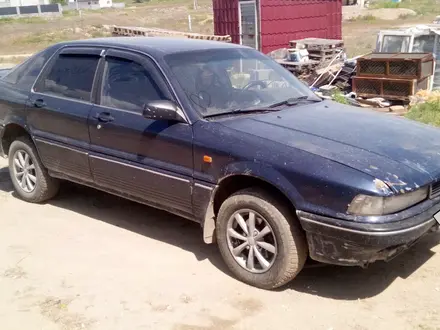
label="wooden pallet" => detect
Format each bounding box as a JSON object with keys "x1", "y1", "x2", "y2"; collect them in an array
[
  {"x1": 308, "y1": 48, "x2": 345, "y2": 56},
  {"x1": 308, "y1": 53, "x2": 339, "y2": 62},
  {"x1": 111, "y1": 26, "x2": 232, "y2": 42},
  {"x1": 289, "y1": 38, "x2": 344, "y2": 51}
]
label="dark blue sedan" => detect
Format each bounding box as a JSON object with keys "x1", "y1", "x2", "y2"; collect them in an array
[{"x1": 0, "y1": 37, "x2": 439, "y2": 289}]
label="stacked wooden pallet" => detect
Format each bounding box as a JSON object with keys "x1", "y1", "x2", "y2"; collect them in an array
[
  {"x1": 289, "y1": 38, "x2": 345, "y2": 64},
  {"x1": 111, "y1": 26, "x2": 232, "y2": 42}
]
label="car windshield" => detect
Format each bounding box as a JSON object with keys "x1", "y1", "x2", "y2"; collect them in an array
[{"x1": 165, "y1": 48, "x2": 318, "y2": 117}]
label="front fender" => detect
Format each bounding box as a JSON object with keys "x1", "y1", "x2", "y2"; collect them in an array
[
  {"x1": 220, "y1": 160, "x2": 304, "y2": 207},
  {"x1": 202, "y1": 161, "x2": 303, "y2": 244}
]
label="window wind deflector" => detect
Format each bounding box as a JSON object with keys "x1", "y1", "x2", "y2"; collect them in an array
[{"x1": 59, "y1": 47, "x2": 104, "y2": 56}]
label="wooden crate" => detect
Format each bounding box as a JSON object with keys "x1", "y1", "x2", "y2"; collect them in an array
[
  {"x1": 357, "y1": 53, "x2": 434, "y2": 80},
  {"x1": 352, "y1": 76, "x2": 429, "y2": 101}
]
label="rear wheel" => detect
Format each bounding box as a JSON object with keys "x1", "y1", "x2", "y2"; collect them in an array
[
  {"x1": 8, "y1": 136, "x2": 59, "y2": 203},
  {"x1": 216, "y1": 188, "x2": 307, "y2": 289}
]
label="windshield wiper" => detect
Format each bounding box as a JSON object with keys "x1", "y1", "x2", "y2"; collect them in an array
[
  {"x1": 203, "y1": 107, "x2": 279, "y2": 119},
  {"x1": 203, "y1": 96, "x2": 321, "y2": 119},
  {"x1": 267, "y1": 96, "x2": 321, "y2": 109}
]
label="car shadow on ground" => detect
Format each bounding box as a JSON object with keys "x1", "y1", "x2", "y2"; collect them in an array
[{"x1": 0, "y1": 165, "x2": 439, "y2": 300}]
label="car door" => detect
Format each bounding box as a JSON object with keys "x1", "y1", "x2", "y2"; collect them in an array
[
  {"x1": 88, "y1": 49, "x2": 194, "y2": 218},
  {"x1": 29, "y1": 47, "x2": 103, "y2": 183}
]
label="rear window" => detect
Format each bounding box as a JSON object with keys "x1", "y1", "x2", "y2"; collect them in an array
[
  {"x1": 35, "y1": 54, "x2": 100, "y2": 102},
  {"x1": 3, "y1": 46, "x2": 57, "y2": 90}
]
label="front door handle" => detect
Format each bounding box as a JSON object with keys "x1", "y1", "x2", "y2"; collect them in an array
[
  {"x1": 33, "y1": 99, "x2": 46, "y2": 108},
  {"x1": 94, "y1": 112, "x2": 114, "y2": 123}
]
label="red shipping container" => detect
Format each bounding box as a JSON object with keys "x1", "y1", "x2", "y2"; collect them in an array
[{"x1": 213, "y1": 0, "x2": 342, "y2": 54}]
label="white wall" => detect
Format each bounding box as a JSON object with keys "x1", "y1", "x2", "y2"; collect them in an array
[
  {"x1": 68, "y1": 0, "x2": 112, "y2": 8},
  {"x1": 99, "y1": 0, "x2": 112, "y2": 8},
  {"x1": 7, "y1": 0, "x2": 49, "y2": 6}
]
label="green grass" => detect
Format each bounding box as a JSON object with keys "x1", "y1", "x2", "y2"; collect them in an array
[
  {"x1": 371, "y1": 0, "x2": 400, "y2": 9},
  {"x1": 371, "y1": 0, "x2": 440, "y2": 15},
  {"x1": 348, "y1": 14, "x2": 377, "y2": 22},
  {"x1": 62, "y1": 10, "x2": 79, "y2": 17},
  {"x1": 333, "y1": 91, "x2": 349, "y2": 105},
  {"x1": 13, "y1": 31, "x2": 70, "y2": 46},
  {"x1": 0, "y1": 17, "x2": 14, "y2": 24},
  {"x1": 0, "y1": 17, "x2": 47, "y2": 24},
  {"x1": 405, "y1": 99, "x2": 440, "y2": 127}
]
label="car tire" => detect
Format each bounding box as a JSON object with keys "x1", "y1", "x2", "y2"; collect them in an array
[
  {"x1": 8, "y1": 136, "x2": 59, "y2": 203},
  {"x1": 216, "y1": 188, "x2": 307, "y2": 289}
]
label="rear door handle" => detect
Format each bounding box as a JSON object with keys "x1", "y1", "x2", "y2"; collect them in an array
[
  {"x1": 94, "y1": 112, "x2": 114, "y2": 123},
  {"x1": 33, "y1": 99, "x2": 46, "y2": 108}
]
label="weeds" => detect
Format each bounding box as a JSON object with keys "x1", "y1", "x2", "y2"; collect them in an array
[
  {"x1": 371, "y1": 0, "x2": 400, "y2": 9},
  {"x1": 0, "y1": 17, "x2": 47, "y2": 24},
  {"x1": 348, "y1": 14, "x2": 376, "y2": 22},
  {"x1": 13, "y1": 31, "x2": 70, "y2": 46},
  {"x1": 406, "y1": 99, "x2": 440, "y2": 127},
  {"x1": 333, "y1": 91, "x2": 349, "y2": 105},
  {"x1": 0, "y1": 17, "x2": 14, "y2": 24}
]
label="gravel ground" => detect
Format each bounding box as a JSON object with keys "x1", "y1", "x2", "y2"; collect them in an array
[{"x1": 0, "y1": 156, "x2": 440, "y2": 330}]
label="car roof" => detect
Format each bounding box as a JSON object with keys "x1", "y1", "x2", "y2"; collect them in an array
[{"x1": 58, "y1": 37, "x2": 247, "y2": 57}]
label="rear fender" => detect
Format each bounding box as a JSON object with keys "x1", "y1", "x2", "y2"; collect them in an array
[{"x1": 0, "y1": 117, "x2": 33, "y2": 157}]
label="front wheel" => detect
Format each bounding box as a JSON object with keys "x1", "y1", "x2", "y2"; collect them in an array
[{"x1": 216, "y1": 188, "x2": 307, "y2": 289}]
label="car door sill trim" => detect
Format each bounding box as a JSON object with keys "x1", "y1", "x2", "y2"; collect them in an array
[
  {"x1": 90, "y1": 154, "x2": 190, "y2": 183},
  {"x1": 35, "y1": 138, "x2": 88, "y2": 155},
  {"x1": 195, "y1": 183, "x2": 214, "y2": 190}
]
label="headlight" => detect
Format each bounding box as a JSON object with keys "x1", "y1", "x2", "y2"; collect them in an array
[{"x1": 348, "y1": 186, "x2": 429, "y2": 216}]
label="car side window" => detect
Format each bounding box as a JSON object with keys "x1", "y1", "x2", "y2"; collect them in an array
[
  {"x1": 35, "y1": 54, "x2": 100, "y2": 102},
  {"x1": 3, "y1": 47, "x2": 57, "y2": 90},
  {"x1": 101, "y1": 57, "x2": 166, "y2": 112}
]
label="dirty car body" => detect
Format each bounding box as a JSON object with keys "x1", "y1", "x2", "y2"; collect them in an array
[{"x1": 0, "y1": 38, "x2": 439, "y2": 288}]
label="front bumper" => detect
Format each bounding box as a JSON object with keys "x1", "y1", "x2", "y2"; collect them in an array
[{"x1": 297, "y1": 206, "x2": 440, "y2": 267}]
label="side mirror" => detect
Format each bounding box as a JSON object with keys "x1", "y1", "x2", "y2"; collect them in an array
[{"x1": 143, "y1": 100, "x2": 186, "y2": 122}]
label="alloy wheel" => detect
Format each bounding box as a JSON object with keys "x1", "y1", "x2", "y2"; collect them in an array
[
  {"x1": 226, "y1": 209, "x2": 278, "y2": 273},
  {"x1": 13, "y1": 150, "x2": 37, "y2": 193}
]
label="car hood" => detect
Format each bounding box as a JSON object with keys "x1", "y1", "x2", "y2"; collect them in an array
[
  {"x1": 0, "y1": 68, "x2": 12, "y2": 79},
  {"x1": 220, "y1": 100, "x2": 440, "y2": 193}
]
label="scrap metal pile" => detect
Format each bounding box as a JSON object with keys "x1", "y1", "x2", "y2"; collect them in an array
[
  {"x1": 268, "y1": 38, "x2": 350, "y2": 85},
  {"x1": 268, "y1": 36, "x2": 436, "y2": 112}
]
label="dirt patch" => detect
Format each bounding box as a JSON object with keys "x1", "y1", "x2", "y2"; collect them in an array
[
  {"x1": 343, "y1": 7, "x2": 417, "y2": 21},
  {"x1": 37, "y1": 297, "x2": 95, "y2": 330}
]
